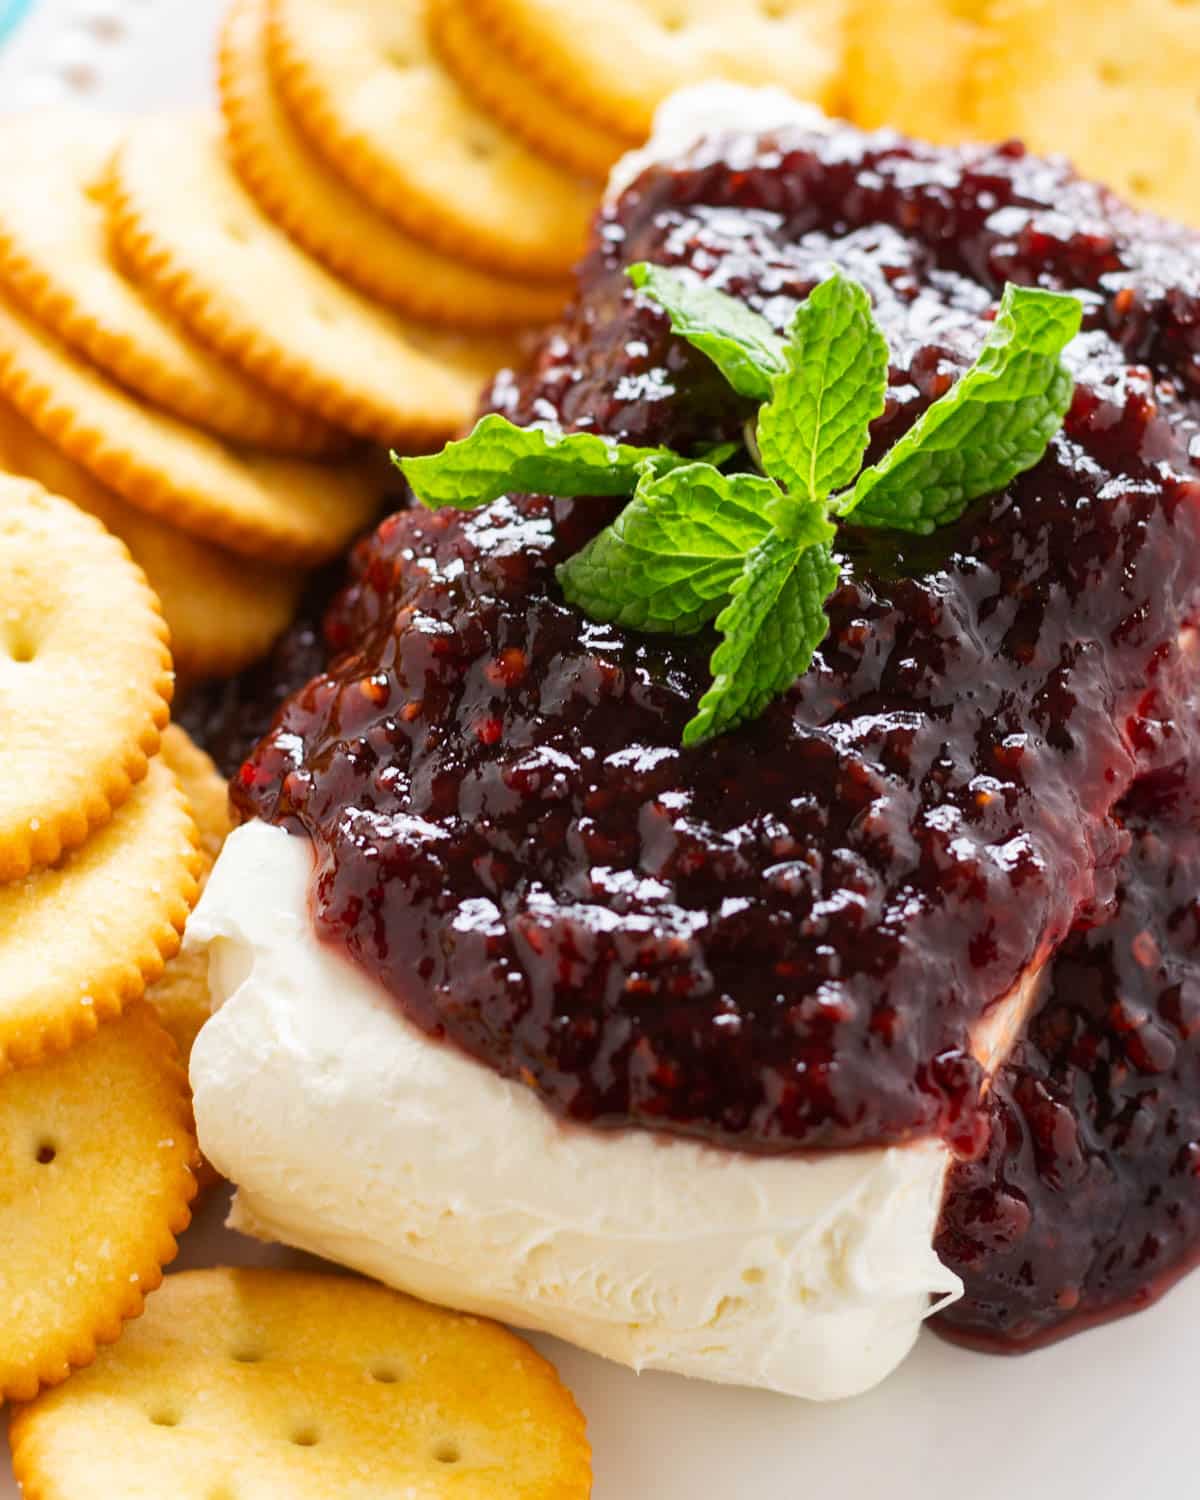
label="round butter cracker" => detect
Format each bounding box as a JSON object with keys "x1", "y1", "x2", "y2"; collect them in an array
[
  {"x1": 0, "y1": 755, "x2": 200, "y2": 1070},
  {"x1": 0, "y1": 398, "x2": 303, "y2": 679},
  {"x1": 11, "y1": 1268, "x2": 592, "y2": 1498},
  {"x1": 428, "y1": 0, "x2": 625, "y2": 179},
  {"x1": 0, "y1": 1003, "x2": 197, "y2": 1402},
  {"x1": 265, "y1": 0, "x2": 597, "y2": 279},
  {"x1": 110, "y1": 115, "x2": 515, "y2": 446},
  {"x1": 0, "y1": 478, "x2": 172, "y2": 883},
  {"x1": 0, "y1": 112, "x2": 345, "y2": 459},
  {"x1": 459, "y1": 0, "x2": 847, "y2": 139},
  {"x1": 0, "y1": 289, "x2": 381, "y2": 564},
  {"x1": 221, "y1": 0, "x2": 572, "y2": 329},
  {"x1": 971, "y1": 0, "x2": 1200, "y2": 224}
]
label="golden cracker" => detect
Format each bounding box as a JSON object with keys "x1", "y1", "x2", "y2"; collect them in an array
[
  {"x1": 149, "y1": 727, "x2": 232, "y2": 1192},
  {"x1": 110, "y1": 115, "x2": 516, "y2": 446},
  {"x1": 221, "y1": 0, "x2": 573, "y2": 330},
  {"x1": 12, "y1": 1268, "x2": 592, "y2": 1498},
  {"x1": 972, "y1": 0, "x2": 1200, "y2": 224},
  {"x1": 0, "y1": 112, "x2": 345, "y2": 459},
  {"x1": 157, "y1": 726, "x2": 233, "y2": 878},
  {"x1": 0, "y1": 289, "x2": 381, "y2": 565},
  {"x1": 0, "y1": 478, "x2": 172, "y2": 883},
  {"x1": 0, "y1": 755, "x2": 200, "y2": 1071},
  {"x1": 429, "y1": 0, "x2": 624, "y2": 180},
  {"x1": 0, "y1": 1004, "x2": 196, "y2": 1403},
  {"x1": 460, "y1": 0, "x2": 847, "y2": 139},
  {"x1": 265, "y1": 0, "x2": 596, "y2": 279},
  {"x1": 844, "y1": 0, "x2": 983, "y2": 142},
  {"x1": 0, "y1": 398, "x2": 304, "y2": 678}
]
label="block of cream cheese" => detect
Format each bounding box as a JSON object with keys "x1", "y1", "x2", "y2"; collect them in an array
[{"x1": 189, "y1": 821, "x2": 961, "y2": 1401}]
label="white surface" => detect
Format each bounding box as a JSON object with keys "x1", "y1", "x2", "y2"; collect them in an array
[
  {"x1": 189, "y1": 823, "x2": 960, "y2": 1402},
  {"x1": 0, "y1": 4, "x2": 1196, "y2": 1495}
]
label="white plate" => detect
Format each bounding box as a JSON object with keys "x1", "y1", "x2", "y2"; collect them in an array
[{"x1": 0, "y1": 6, "x2": 1194, "y2": 1495}]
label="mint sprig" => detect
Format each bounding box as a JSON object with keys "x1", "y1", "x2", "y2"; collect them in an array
[
  {"x1": 398, "y1": 268, "x2": 1082, "y2": 745},
  {"x1": 398, "y1": 413, "x2": 680, "y2": 510},
  {"x1": 628, "y1": 263, "x2": 786, "y2": 400},
  {"x1": 841, "y1": 283, "x2": 1082, "y2": 532}
]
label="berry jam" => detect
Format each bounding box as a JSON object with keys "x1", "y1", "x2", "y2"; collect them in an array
[{"x1": 226, "y1": 122, "x2": 1200, "y2": 1342}]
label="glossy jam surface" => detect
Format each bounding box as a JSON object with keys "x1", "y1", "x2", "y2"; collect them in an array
[
  {"x1": 232, "y1": 126, "x2": 1200, "y2": 1185},
  {"x1": 936, "y1": 662, "x2": 1200, "y2": 1345}
]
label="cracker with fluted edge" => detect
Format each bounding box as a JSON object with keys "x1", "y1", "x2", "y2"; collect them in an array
[
  {"x1": 0, "y1": 478, "x2": 172, "y2": 883},
  {"x1": 0, "y1": 398, "x2": 303, "y2": 678},
  {"x1": 0, "y1": 112, "x2": 344, "y2": 458},
  {"x1": 110, "y1": 115, "x2": 516, "y2": 447},
  {"x1": 458, "y1": 0, "x2": 846, "y2": 139},
  {"x1": 147, "y1": 727, "x2": 233, "y2": 1192},
  {"x1": 265, "y1": 0, "x2": 596, "y2": 279},
  {"x1": 0, "y1": 289, "x2": 380, "y2": 564},
  {"x1": 220, "y1": 0, "x2": 572, "y2": 329},
  {"x1": 428, "y1": 0, "x2": 623, "y2": 180},
  {"x1": 0, "y1": 756, "x2": 200, "y2": 1071},
  {"x1": 0, "y1": 1003, "x2": 197, "y2": 1403},
  {"x1": 11, "y1": 1268, "x2": 592, "y2": 1499}
]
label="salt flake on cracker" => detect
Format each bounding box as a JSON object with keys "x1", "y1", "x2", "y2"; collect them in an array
[
  {"x1": 0, "y1": 112, "x2": 346, "y2": 459},
  {"x1": 0, "y1": 479, "x2": 172, "y2": 883},
  {"x1": 0, "y1": 1003, "x2": 196, "y2": 1402},
  {"x1": 220, "y1": 0, "x2": 572, "y2": 330},
  {"x1": 12, "y1": 1268, "x2": 591, "y2": 1498},
  {"x1": 266, "y1": 0, "x2": 596, "y2": 279},
  {"x1": 0, "y1": 756, "x2": 200, "y2": 1071}
]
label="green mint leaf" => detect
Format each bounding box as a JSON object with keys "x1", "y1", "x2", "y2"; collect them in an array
[
  {"x1": 398, "y1": 413, "x2": 679, "y2": 510},
  {"x1": 557, "y1": 463, "x2": 777, "y2": 635},
  {"x1": 628, "y1": 262, "x2": 786, "y2": 401},
  {"x1": 842, "y1": 283, "x2": 1083, "y2": 534},
  {"x1": 756, "y1": 271, "x2": 889, "y2": 506},
  {"x1": 683, "y1": 524, "x2": 839, "y2": 747}
]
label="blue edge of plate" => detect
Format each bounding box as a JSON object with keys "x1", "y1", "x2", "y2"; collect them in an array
[{"x1": 0, "y1": 0, "x2": 34, "y2": 47}]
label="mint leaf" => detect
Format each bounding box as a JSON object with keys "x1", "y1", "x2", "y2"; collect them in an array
[
  {"x1": 398, "y1": 414, "x2": 678, "y2": 510},
  {"x1": 558, "y1": 463, "x2": 777, "y2": 635},
  {"x1": 683, "y1": 525, "x2": 838, "y2": 746},
  {"x1": 842, "y1": 284, "x2": 1083, "y2": 534},
  {"x1": 757, "y1": 271, "x2": 889, "y2": 505},
  {"x1": 628, "y1": 263, "x2": 786, "y2": 401}
]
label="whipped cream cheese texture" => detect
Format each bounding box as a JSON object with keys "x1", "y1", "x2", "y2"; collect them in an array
[{"x1": 189, "y1": 822, "x2": 961, "y2": 1401}]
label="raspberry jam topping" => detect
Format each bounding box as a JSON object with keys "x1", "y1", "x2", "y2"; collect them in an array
[{"x1": 223, "y1": 123, "x2": 1200, "y2": 1342}]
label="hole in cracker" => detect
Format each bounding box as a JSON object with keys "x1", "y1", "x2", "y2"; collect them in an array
[
  {"x1": 231, "y1": 1346, "x2": 263, "y2": 1364},
  {"x1": 290, "y1": 1426, "x2": 320, "y2": 1448},
  {"x1": 760, "y1": 0, "x2": 788, "y2": 15},
  {"x1": 310, "y1": 301, "x2": 337, "y2": 325},
  {"x1": 369, "y1": 1363, "x2": 402, "y2": 1384},
  {"x1": 385, "y1": 46, "x2": 413, "y2": 68},
  {"x1": 658, "y1": 8, "x2": 688, "y2": 31},
  {"x1": 35, "y1": 1141, "x2": 57, "y2": 1165},
  {"x1": 1097, "y1": 60, "x2": 1125, "y2": 86},
  {"x1": 149, "y1": 1408, "x2": 181, "y2": 1428},
  {"x1": 1128, "y1": 172, "x2": 1155, "y2": 198},
  {"x1": 433, "y1": 1440, "x2": 461, "y2": 1465},
  {"x1": 3, "y1": 622, "x2": 38, "y2": 663},
  {"x1": 465, "y1": 137, "x2": 494, "y2": 161},
  {"x1": 224, "y1": 219, "x2": 253, "y2": 245}
]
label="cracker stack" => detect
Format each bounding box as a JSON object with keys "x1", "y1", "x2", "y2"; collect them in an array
[{"x1": 0, "y1": 479, "x2": 202, "y2": 1399}]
